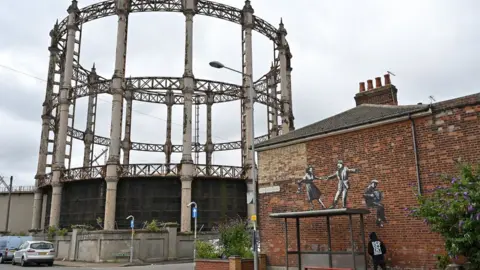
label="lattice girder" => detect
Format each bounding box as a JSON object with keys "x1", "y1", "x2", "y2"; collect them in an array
[
  {"x1": 67, "y1": 126, "x2": 269, "y2": 153},
  {"x1": 71, "y1": 76, "x2": 281, "y2": 109},
  {"x1": 37, "y1": 163, "x2": 245, "y2": 187}
]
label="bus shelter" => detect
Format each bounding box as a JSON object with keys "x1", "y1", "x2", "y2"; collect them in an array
[{"x1": 269, "y1": 208, "x2": 370, "y2": 270}]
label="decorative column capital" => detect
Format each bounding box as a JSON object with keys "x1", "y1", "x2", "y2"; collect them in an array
[
  {"x1": 115, "y1": 0, "x2": 131, "y2": 15},
  {"x1": 67, "y1": 0, "x2": 80, "y2": 15},
  {"x1": 182, "y1": 0, "x2": 198, "y2": 15},
  {"x1": 277, "y1": 18, "x2": 287, "y2": 36}
]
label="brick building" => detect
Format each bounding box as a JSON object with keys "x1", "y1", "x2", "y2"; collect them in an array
[{"x1": 255, "y1": 74, "x2": 480, "y2": 269}]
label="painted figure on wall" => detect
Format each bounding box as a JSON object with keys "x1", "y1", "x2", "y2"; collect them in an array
[
  {"x1": 324, "y1": 160, "x2": 360, "y2": 209},
  {"x1": 297, "y1": 165, "x2": 326, "y2": 210},
  {"x1": 364, "y1": 179, "x2": 387, "y2": 227}
]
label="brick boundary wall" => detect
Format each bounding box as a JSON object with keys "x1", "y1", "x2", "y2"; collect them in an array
[{"x1": 195, "y1": 255, "x2": 267, "y2": 270}]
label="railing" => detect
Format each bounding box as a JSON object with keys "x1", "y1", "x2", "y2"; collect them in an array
[
  {"x1": 0, "y1": 186, "x2": 36, "y2": 193},
  {"x1": 37, "y1": 163, "x2": 246, "y2": 187}
]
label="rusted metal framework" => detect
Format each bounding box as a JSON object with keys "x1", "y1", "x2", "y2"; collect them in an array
[{"x1": 31, "y1": 0, "x2": 294, "y2": 232}]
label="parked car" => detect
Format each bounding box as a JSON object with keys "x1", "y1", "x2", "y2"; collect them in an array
[
  {"x1": 0, "y1": 236, "x2": 32, "y2": 264},
  {"x1": 11, "y1": 241, "x2": 55, "y2": 266}
]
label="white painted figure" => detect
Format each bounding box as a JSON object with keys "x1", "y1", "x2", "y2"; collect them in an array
[{"x1": 323, "y1": 160, "x2": 360, "y2": 208}]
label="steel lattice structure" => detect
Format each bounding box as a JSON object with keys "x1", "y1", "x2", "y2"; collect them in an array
[{"x1": 31, "y1": 0, "x2": 294, "y2": 232}]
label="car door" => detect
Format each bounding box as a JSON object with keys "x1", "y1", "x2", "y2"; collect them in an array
[{"x1": 14, "y1": 242, "x2": 26, "y2": 262}]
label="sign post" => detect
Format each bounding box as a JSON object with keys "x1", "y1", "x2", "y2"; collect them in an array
[
  {"x1": 188, "y1": 202, "x2": 198, "y2": 268},
  {"x1": 126, "y1": 215, "x2": 134, "y2": 263}
]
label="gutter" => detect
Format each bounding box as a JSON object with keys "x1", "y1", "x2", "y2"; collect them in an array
[
  {"x1": 409, "y1": 113, "x2": 423, "y2": 196},
  {"x1": 255, "y1": 108, "x2": 433, "y2": 152}
]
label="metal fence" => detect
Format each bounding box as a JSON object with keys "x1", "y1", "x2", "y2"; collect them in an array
[{"x1": 0, "y1": 186, "x2": 36, "y2": 193}]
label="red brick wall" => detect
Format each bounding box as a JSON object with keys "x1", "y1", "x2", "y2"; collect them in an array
[
  {"x1": 258, "y1": 102, "x2": 480, "y2": 269},
  {"x1": 242, "y1": 259, "x2": 254, "y2": 270},
  {"x1": 195, "y1": 260, "x2": 229, "y2": 270},
  {"x1": 195, "y1": 259, "x2": 258, "y2": 270}
]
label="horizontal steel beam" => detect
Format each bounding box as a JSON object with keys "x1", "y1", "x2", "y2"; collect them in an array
[
  {"x1": 72, "y1": 76, "x2": 282, "y2": 110},
  {"x1": 65, "y1": 126, "x2": 269, "y2": 152},
  {"x1": 38, "y1": 163, "x2": 246, "y2": 187}
]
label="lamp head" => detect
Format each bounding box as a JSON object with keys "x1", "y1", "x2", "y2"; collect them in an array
[
  {"x1": 126, "y1": 215, "x2": 133, "y2": 220},
  {"x1": 209, "y1": 61, "x2": 224, "y2": 69}
]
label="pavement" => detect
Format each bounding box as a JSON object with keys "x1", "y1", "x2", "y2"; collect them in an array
[{"x1": 0, "y1": 261, "x2": 194, "y2": 270}]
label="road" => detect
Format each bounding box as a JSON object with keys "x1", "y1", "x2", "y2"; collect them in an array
[{"x1": 0, "y1": 262, "x2": 194, "y2": 270}]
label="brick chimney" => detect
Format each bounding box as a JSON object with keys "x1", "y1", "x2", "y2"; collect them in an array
[{"x1": 354, "y1": 73, "x2": 398, "y2": 106}]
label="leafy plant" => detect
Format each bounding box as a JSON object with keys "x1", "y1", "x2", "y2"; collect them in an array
[
  {"x1": 215, "y1": 217, "x2": 253, "y2": 258},
  {"x1": 57, "y1": 228, "x2": 68, "y2": 236},
  {"x1": 47, "y1": 226, "x2": 57, "y2": 241},
  {"x1": 146, "y1": 220, "x2": 160, "y2": 232},
  {"x1": 96, "y1": 217, "x2": 103, "y2": 229},
  {"x1": 17, "y1": 231, "x2": 26, "y2": 236},
  {"x1": 436, "y1": 254, "x2": 451, "y2": 270},
  {"x1": 196, "y1": 240, "x2": 220, "y2": 259},
  {"x1": 407, "y1": 163, "x2": 480, "y2": 268}
]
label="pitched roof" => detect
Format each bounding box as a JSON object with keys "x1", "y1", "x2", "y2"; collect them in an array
[
  {"x1": 255, "y1": 103, "x2": 430, "y2": 149},
  {"x1": 256, "y1": 92, "x2": 480, "y2": 150}
]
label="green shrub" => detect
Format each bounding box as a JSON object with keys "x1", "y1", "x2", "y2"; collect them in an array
[
  {"x1": 146, "y1": 220, "x2": 160, "y2": 232},
  {"x1": 407, "y1": 163, "x2": 480, "y2": 268},
  {"x1": 196, "y1": 240, "x2": 220, "y2": 259},
  {"x1": 216, "y1": 217, "x2": 253, "y2": 258},
  {"x1": 57, "y1": 228, "x2": 68, "y2": 236},
  {"x1": 47, "y1": 226, "x2": 57, "y2": 241},
  {"x1": 436, "y1": 254, "x2": 451, "y2": 270}
]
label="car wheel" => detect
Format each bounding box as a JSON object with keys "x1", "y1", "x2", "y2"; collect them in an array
[
  {"x1": 11, "y1": 259, "x2": 16, "y2": 265},
  {"x1": 47, "y1": 262, "x2": 53, "y2": 267},
  {"x1": 0, "y1": 255, "x2": 4, "y2": 264},
  {"x1": 20, "y1": 257, "x2": 26, "y2": 267}
]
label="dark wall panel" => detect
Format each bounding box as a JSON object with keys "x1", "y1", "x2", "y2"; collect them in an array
[
  {"x1": 192, "y1": 178, "x2": 247, "y2": 230},
  {"x1": 115, "y1": 177, "x2": 181, "y2": 229},
  {"x1": 44, "y1": 177, "x2": 247, "y2": 231},
  {"x1": 59, "y1": 180, "x2": 106, "y2": 228},
  {"x1": 43, "y1": 187, "x2": 52, "y2": 229}
]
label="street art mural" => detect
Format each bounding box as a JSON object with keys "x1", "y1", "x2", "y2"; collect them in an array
[
  {"x1": 324, "y1": 160, "x2": 360, "y2": 208},
  {"x1": 297, "y1": 165, "x2": 327, "y2": 209},
  {"x1": 295, "y1": 162, "x2": 387, "y2": 226},
  {"x1": 363, "y1": 179, "x2": 387, "y2": 227}
]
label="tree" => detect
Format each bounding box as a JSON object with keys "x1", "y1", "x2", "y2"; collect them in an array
[{"x1": 407, "y1": 163, "x2": 480, "y2": 268}]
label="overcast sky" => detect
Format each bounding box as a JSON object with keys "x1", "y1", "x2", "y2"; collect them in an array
[{"x1": 0, "y1": 0, "x2": 478, "y2": 186}]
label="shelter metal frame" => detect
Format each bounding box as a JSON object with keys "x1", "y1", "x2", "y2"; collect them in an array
[{"x1": 270, "y1": 208, "x2": 370, "y2": 270}]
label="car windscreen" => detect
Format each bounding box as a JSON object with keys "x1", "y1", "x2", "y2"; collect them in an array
[
  {"x1": 0, "y1": 241, "x2": 5, "y2": 249},
  {"x1": 30, "y1": 242, "x2": 54, "y2": 250}
]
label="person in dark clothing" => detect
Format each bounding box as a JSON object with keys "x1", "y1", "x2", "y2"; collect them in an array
[{"x1": 368, "y1": 232, "x2": 387, "y2": 270}]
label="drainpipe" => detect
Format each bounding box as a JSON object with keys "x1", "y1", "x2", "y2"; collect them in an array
[{"x1": 409, "y1": 114, "x2": 422, "y2": 195}]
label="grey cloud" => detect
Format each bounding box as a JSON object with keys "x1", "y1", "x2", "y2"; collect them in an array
[{"x1": 0, "y1": 81, "x2": 44, "y2": 123}]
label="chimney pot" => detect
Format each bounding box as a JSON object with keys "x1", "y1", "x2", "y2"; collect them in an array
[
  {"x1": 384, "y1": 74, "x2": 391, "y2": 85},
  {"x1": 375, "y1": 77, "x2": 382, "y2": 88},
  {"x1": 359, "y1": 82, "x2": 366, "y2": 92},
  {"x1": 367, "y1": 80, "x2": 373, "y2": 90}
]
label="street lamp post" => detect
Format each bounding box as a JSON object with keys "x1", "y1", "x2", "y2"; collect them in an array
[
  {"x1": 126, "y1": 215, "x2": 134, "y2": 263},
  {"x1": 187, "y1": 202, "x2": 198, "y2": 268},
  {"x1": 209, "y1": 61, "x2": 259, "y2": 270}
]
